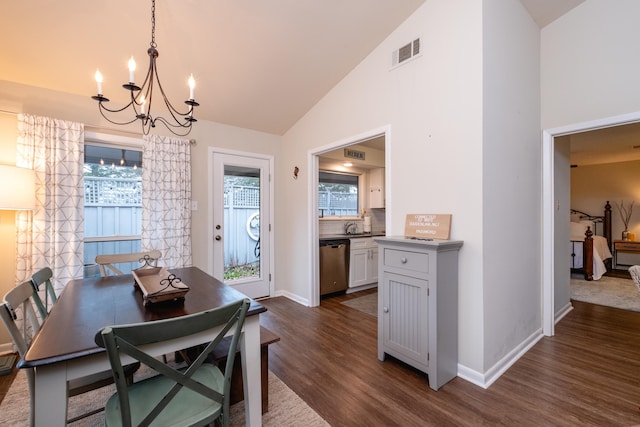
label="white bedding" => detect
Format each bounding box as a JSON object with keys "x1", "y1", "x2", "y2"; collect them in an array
[{"x1": 570, "y1": 221, "x2": 612, "y2": 280}]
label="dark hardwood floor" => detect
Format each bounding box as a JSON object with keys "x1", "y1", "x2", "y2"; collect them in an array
[
  {"x1": 259, "y1": 289, "x2": 640, "y2": 427},
  {"x1": 3, "y1": 287, "x2": 640, "y2": 426}
]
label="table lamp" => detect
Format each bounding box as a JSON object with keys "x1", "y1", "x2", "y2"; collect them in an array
[{"x1": 0, "y1": 165, "x2": 35, "y2": 210}]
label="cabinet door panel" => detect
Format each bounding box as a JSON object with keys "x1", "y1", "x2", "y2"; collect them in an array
[
  {"x1": 349, "y1": 249, "x2": 368, "y2": 287},
  {"x1": 381, "y1": 272, "x2": 428, "y2": 366},
  {"x1": 369, "y1": 248, "x2": 379, "y2": 282}
]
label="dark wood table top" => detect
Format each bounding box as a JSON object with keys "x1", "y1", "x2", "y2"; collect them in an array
[{"x1": 21, "y1": 266, "x2": 266, "y2": 368}]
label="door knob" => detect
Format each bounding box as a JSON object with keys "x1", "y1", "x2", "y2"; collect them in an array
[
  {"x1": 215, "y1": 235, "x2": 222, "y2": 241},
  {"x1": 383, "y1": 307, "x2": 389, "y2": 313}
]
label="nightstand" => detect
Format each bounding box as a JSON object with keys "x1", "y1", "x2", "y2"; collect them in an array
[{"x1": 613, "y1": 240, "x2": 640, "y2": 269}]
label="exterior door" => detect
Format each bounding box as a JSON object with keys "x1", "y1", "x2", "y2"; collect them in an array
[{"x1": 211, "y1": 151, "x2": 271, "y2": 298}]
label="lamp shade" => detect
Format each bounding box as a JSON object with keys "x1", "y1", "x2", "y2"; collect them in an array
[{"x1": 0, "y1": 165, "x2": 36, "y2": 210}]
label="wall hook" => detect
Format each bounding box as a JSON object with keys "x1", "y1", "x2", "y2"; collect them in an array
[{"x1": 293, "y1": 166, "x2": 299, "y2": 180}]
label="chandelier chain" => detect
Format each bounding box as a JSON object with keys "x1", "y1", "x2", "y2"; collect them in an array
[{"x1": 150, "y1": 0, "x2": 157, "y2": 48}]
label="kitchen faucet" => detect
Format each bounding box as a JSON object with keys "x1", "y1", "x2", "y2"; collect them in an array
[{"x1": 344, "y1": 222, "x2": 357, "y2": 235}]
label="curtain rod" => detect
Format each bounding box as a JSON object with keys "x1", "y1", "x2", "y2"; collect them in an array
[{"x1": 0, "y1": 111, "x2": 196, "y2": 144}]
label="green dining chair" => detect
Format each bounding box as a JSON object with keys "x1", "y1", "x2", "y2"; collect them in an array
[
  {"x1": 1, "y1": 281, "x2": 139, "y2": 425},
  {"x1": 95, "y1": 298, "x2": 250, "y2": 427},
  {"x1": 30, "y1": 267, "x2": 57, "y2": 320}
]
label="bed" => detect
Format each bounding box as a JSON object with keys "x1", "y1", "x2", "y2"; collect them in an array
[{"x1": 570, "y1": 202, "x2": 613, "y2": 281}]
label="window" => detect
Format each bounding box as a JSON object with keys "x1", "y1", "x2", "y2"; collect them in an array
[
  {"x1": 318, "y1": 171, "x2": 359, "y2": 217},
  {"x1": 84, "y1": 143, "x2": 143, "y2": 276}
]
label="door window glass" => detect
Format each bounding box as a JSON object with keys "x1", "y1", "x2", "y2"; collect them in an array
[{"x1": 224, "y1": 165, "x2": 261, "y2": 281}]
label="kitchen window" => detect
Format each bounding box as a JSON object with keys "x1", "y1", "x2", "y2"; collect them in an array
[{"x1": 318, "y1": 171, "x2": 359, "y2": 218}]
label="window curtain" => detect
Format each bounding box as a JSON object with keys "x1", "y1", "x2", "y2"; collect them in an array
[
  {"x1": 141, "y1": 134, "x2": 192, "y2": 268},
  {"x1": 16, "y1": 114, "x2": 85, "y2": 293}
]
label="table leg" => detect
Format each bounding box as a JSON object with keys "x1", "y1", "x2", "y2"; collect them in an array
[
  {"x1": 33, "y1": 363, "x2": 68, "y2": 427},
  {"x1": 240, "y1": 315, "x2": 262, "y2": 426}
]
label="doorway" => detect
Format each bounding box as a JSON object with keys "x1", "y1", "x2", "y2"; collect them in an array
[
  {"x1": 309, "y1": 126, "x2": 391, "y2": 307},
  {"x1": 209, "y1": 149, "x2": 274, "y2": 299},
  {"x1": 542, "y1": 111, "x2": 640, "y2": 336}
]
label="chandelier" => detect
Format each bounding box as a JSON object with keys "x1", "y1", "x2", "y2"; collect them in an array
[{"x1": 92, "y1": 0, "x2": 199, "y2": 136}]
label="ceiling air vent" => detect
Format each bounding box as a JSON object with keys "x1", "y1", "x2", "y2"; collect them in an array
[{"x1": 391, "y1": 37, "x2": 421, "y2": 69}]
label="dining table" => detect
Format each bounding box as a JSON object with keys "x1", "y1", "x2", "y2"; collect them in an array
[{"x1": 19, "y1": 266, "x2": 266, "y2": 427}]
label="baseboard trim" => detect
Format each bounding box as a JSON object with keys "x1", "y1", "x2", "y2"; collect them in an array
[
  {"x1": 457, "y1": 328, "x2": 544, "y2": 389},
  {"x1": 273, "y1": 290, "x2": 312, "y2": 307},
  {"x1": 0, "y1": 343, "x2": 15, "y2": 355},
  {"x1": 555, "y1": 302, "x2": 573, "y2": 324}
]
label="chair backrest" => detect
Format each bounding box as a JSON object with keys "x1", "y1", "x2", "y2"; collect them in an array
[
  {"x1": 95, "y1": 250, "x2": 162, "y2": 277},
  {"x1": 1, "y1": 281, "x2": 43, "y2": 427},
  {"x1": 1, "y1": 281, "x2": 43, "y2": 358},
  {"x1": 30, "y1": 267, "x2": 57, "y2": 320},
  {"x1": 95, "y1": 298, "x2": 250, "y2": 427},
  {"x1": 630, "y1": 265, "x2": 640, "y2": 291}
]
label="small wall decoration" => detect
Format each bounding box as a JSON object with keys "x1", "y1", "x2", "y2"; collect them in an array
[{"x1": 404, "y1": 214, "x2": 452, "y2": 240}]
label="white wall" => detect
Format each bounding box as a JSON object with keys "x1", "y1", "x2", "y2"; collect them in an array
[
  {"x1": 277, "y1": 0, "x2": 541, "y2": 379},
  {"x1": 554, "y1": 136, "x2": 572, "y2": 315},
  {"x1": 541, "y1": 0, "x2": 640, "y2": 129},
  {"x1": 542, "y1": 1, "x2": 640, "y2": 329},
  {"x1": 481, "y1": 0, "x2": 541, "y2": 372},
  {"x1": 571, "y1": 160, "x2": 640, "y2": 240}
]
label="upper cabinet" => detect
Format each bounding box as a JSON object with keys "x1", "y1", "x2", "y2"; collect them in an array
[{"x1": 368, "y1": 167, "x2": 385, "y2": 209}]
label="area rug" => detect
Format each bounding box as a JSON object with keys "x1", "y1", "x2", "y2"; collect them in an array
[
  {"x1": 341, "y1": 292, "x2": 377, "y2": 316},
  {"x1": 0, "y1": 368, "x2": 328, "y2": 427},
  {"x1": 571, "y1": 274, "x2": 640, "y2": 312}
]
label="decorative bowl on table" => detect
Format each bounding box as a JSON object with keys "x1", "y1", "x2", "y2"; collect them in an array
[{"x1": 132, "y1": 267, "x2": 190, "y2": 306}]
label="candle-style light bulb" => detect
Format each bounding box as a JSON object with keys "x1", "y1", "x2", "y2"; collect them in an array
[
  {"x1": 188, "y1": 74, "x2": 195, "y2": 100},
  {"x1": 140, "y1": 95, "x2": 146, "y2": 115},
  {"x1": 94, "y1": 70, "x2": 103, "y2": 95},
  {"x1": 128, "y1": 57, "x2": 136, "y2": 83}
]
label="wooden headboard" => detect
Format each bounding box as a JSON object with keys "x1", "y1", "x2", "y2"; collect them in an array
[{"x1": 570, "y1": 201, "x2": 612, "y2": 249}]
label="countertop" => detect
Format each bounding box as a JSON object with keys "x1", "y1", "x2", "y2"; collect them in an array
[
  {"x1": 319, "y1": 232, "x2": 386, "y2": 241},
  {"x1": 373, "y1": 235, "x2": 464, "y2": 249}
]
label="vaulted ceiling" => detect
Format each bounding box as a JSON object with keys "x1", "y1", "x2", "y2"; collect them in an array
[{"x1": 1, "y1": 0, "x2": 585, "y2": 137}]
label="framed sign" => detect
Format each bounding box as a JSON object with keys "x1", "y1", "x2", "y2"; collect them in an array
[{"x1": 404, "y1": 214, "x2": 452, "y2": 240}]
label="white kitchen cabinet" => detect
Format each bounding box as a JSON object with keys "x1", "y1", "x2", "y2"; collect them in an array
[
  {"x1": 349, "y1": 237, "x2": 378, "y2": 288},
  {"x1": 375, "y1": 236, "x2": 463, "y2": 391},
  {"x1": 368, "y1": 167, "x2": 385, "y2": 209}
]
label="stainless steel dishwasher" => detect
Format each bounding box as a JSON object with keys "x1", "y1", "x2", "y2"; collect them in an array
[{"x1": 319, "y1": 239, "x2": 350, "y2": 295}]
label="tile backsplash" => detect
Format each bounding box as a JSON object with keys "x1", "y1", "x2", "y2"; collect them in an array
[{"x1": 319, "y1": 209, "x2": 385, "y2": 235}]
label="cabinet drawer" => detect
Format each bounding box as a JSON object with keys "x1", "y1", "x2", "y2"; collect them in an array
[
  {"x1": 615, "y1": 242, "x2": 640, "y2": 252},
  {"x1": 384, "y1": 248, "x2": 428, "y2": 273},
  {"x1": 350, "y1": 237, "x2": 376, "y2": 250}
]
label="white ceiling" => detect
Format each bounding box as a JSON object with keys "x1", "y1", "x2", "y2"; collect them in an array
[
  {"x1": 520, "y1": 0, "x2": 585, "y2": 28},
  {"x1": 0, "y1": 0, "x2": 425, "y2": 135},
  {"x1": 0, "y1": 0, "x2": 586, "y2": 137},
  {"x1": 563, "y1": 122, "x2": 640, "y2": 166},
  {"x1": 5, "y1": 0, "x2": 630, "y2": 167}
]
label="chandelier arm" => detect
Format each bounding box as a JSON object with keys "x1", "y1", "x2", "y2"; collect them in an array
[
  {"x1": 98, "y1": 104, "x2": 140, "y2": 126},
  {"x1": 135, "y1": 64, "x2": 154, "y2": 101},
  {"x1": 98, "y1": 103, "x2": 137, "y2": 115},
  {"x1": 151, "y1": 116, "x2": 194, "y2": 137},
  {"x1": 153, "y1": 66, "x2": 195, "y2": 117}
]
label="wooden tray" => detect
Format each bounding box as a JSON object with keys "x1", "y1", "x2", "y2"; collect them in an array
[{"x1": 132, "y1": 267, "x2": 190, "y2": 306}]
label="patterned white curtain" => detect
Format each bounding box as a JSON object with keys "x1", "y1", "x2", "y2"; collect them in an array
[
  {"x1": 141, "y1": 134, "x2": 192, "y2": 268},
  {"x1": 16, "y1": 114, "x2": 85, "y2": 293}
]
